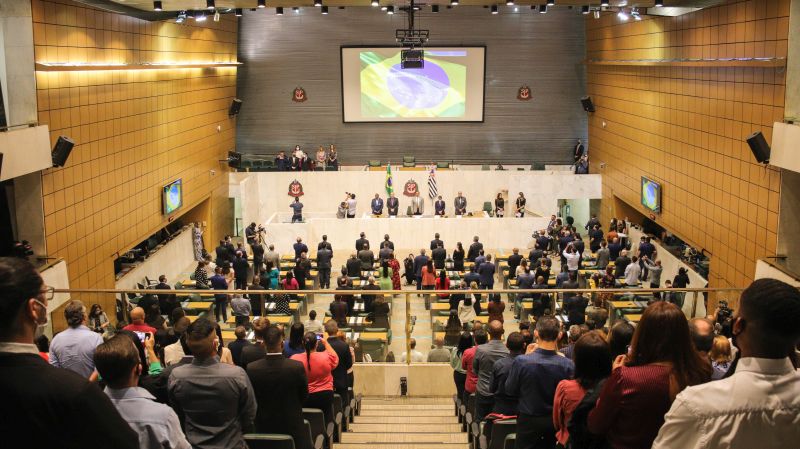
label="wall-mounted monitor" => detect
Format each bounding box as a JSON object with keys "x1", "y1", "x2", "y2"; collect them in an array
[
  {"x1": 162, "y1": 179, "x2": 182, "y2": 215},
  {"x1": 341, "y1": 46, "x2": 486, "y2": 122},
  {"x1": 641, "y1": 176, "x2": 661, "y2": 214}
]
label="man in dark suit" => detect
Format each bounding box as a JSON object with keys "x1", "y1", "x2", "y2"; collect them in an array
[
  {"x1": 378, "y1": 242, "x2": 393, "y2": 261},
  {"x1": 224, "y1": 236, "x2": 236, "y2": 262},
  {"x1": 464, "y1": 265, "x2": 481, "y2": 287},
  {"x1": 383, "y1": 234, "x2": 395, "y2": 250},
  {"x1": 430, "y1": 233, "x2": 444, "y2": 251},
  {"x1": 387, "y1": 193, "x2": 399, "y2": 217},
  {"x1": 293, "y1": 237, "x2": 308, "y2": 260},
  {"x1": 454, "y1": 191, "x2": 467, "y2": 215},
  {"x1": 413, "y1": 249, "x2": 430, "y2": 293},
  {"x1": 478, "y1": 254, "x2": 496, "y2": 289},
  {"x1": 467, "y1": 236, "x2": 483, "y2": 262},
  {"x1": 573, "y1": 139, "x2": 585, "y2": 163},
  {"x1": 324, "y1": 321, "x2": 353, "y2": 403},
  {"x1": 246, "y1": 326, "x2": 312, "y2": 449},
  {"x1": 346, "y1": 253, "x2": 362, "y2": 278},
  {"x1": 355, "y1": 232, "x2": 369, "y2": 252},
  {"x1": 0, "y1": 258, "x2": 140, "y2": 449},
  {"x1": 357, "y1": 244, "x2": 375, "y2": 271},
  {"x1": 317, "y1": 246, "x2": 333, "y2": 289},
  {"x1": 228, "y1": 326, "x2": 253, "y2": 368},
  {"x1": 614, "y1": 250, "x2": 631, "y2": 278},
  {"x1": 608, "y1": 237, "x2": 623, "y2": 261},
  {"x1": 233, "y1": 252, "x2": 249, "y2": 290},
  {"x1": 318, "y1": 235, "x2": 333, "y2": 252},
  {"x1": 432, "y1": 243, "x2": 447, "y2": 270},
  {"x1": 434, "y1": 195, "x2": 446, "y2": 216},
  {"x1": 294, "y1": 253, "x2": 312, "y2": 290},
  {"x1": 251, "y1": 242, "x2": 265, "y2": 278},
  {"x1": 247, "y1": 277, "x2": 264, "y2": 315},
  {"x1": 507, "y1": 248, "x2": 523, "y2": 280},
  {"x1": 155, "y1": 275, "x2": 179, "y2": 317},
  {"x1": 584, "y1": 214, "x2": 600, "y2": 231},
  {"x1": 371, "y1": 194, "x2": 384, "y2": 216},
  {"x1": 215, "y1": 240, "x2": 229, "y2": 266},
  {"x1": 329, "y1": 291, "x2": 349, "y2": 327}
]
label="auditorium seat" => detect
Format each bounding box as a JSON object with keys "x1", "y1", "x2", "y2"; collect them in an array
[
  {"x1": 302, "y1": 409, "x2": 327, "y2": 449},
  {"x1": 368, "y1": 160, "x2": 381, "y2": 167},
  {"x1": 482, "y1": 202, "x2": 493, "y2": 216},
  {"x1": 244, "y1": 434, "x2": 295, "y2": 449},
  {"x1": 332, "y1": 394, "x2": 345, "y2": 440},
  {"x1": 403, "y1": 155, "x2": 416, "y2": 167},
  {"x1": 483, "y1": 419, "x2": 516, "y2": 449},
  {"x1": 437, "y1": 161, "x2": 450, "y2": 169},
  {"x1": 360, "y1": 338, "x2": 386, "y2": 362},
  {"x1": 503, "y1": 433, "x2": 516, "y2": 449}
]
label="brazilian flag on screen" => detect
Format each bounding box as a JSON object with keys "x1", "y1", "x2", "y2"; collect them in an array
[{"x1": 386, "y1": 164, "x2": 394, "y2": 195}]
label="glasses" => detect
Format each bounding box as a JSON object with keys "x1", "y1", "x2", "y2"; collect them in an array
[{"x1": 40, "y1": 286, "x2": 55, "y2": 301}]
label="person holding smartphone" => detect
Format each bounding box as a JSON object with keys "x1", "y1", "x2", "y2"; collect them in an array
[{"x1": 290, "y1": 332, "x2": 340, "y2": 425}]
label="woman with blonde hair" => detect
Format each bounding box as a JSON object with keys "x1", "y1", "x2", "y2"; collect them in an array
[{"x1": 709, "y1": 334, "x2": 732, "y2": 380}]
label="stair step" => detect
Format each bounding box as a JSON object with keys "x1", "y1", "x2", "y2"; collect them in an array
[
  {"x1": 359, "y1": 409, "x2": 455, "y2": 417},
  {"x1": 361, "y1": 404, "x2": 453, "y2": 410},
  {"x1": 350, "y1": 423, "x2": 463, "y2": 433},
  {"x1": 353, "y1": 416, "x2": 459, "y2": 424},
  {"x1": 341, "y1": 433, "x2": 468, "y2": 444},
  {"x1": 361, "y1": 397, "x2": 453, "y2": 405},
  {"x1": 335, "y1": 444, "x2": 467, "y2": 449}
]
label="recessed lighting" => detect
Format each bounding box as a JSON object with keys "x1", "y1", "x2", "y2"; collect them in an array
[
  {"x1": 581, "y1": 5, "x2": 589, "y2": 14},
  {"x1": 276, "y1": 6, "x2": 283, "y2": 14},
  {"x1": 371, "y1": 0, "x2": 379, "y2": 6},
  {"x1": 506, "y1": 0, "x2": 514, "y2": 5},
  {"x1": 206, "y1": 0, "x2": 215, "y2": 10},
  {"x1": 655, "y1": 0, "x2": 664, "y2": 6},
  {"x1": 153, "y1": 1, "x2": 162, "y2": 11},
  {"x1": 321, "y1": 5, "x2": 328, "y2": 14},
  {"x1": 432, "y1": 5, "x2": 439, "y2": 12},
  {"x1": 195, "y1": 11, "x2": 207, "y2": 21},
  {"x1": 450, "y1": 0, "x2": 458, "y2": 5},
  {"x1": 547, "y1": 0, "x2": 554, "y2": 5},
  {"x1": 293, "y1": 7, "x2": 299, "y2": 12},
  {"x1": 314, "y1": 0, "x2": 322, "y2": 7},
  {"x1": 491, "y1": 4, "x2": 498, "y2": 14},
  {"x1": 387, "y1": 5, "x2": 394, "y2": 14},
  {"x1": 258, "y1": 0, "x2": 266, "y2": 8},
  {"x1": 235, "y1": 8, "x2": 243, "y2": 16},
  {"x1": 539, "y1": 4, "x2": 547, "y2": 13},
  {"x1": 601, "y1": 0, "x2": 609, "y2": 5}
]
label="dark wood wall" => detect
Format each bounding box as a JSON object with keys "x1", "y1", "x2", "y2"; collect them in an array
[{"x1": 236, "y1": 6, "x2": 587, "y2": 165}]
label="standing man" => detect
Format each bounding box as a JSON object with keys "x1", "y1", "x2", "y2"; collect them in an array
[
  {"x1": 383, "y1": 234, "x2": 395, "y2": 250},
  {"x1": 357, "y1": 244, "x2": 375, "y2": 271},
  {"x1": 473, "y1": 320, "x2": 510, "y2": 420},
  {"x1": 264, "y1": 244, "x2": 280, "y2": 271},
  {"x1": 411, "y1": 191, "x2": 424, "y2": 215},
  {"x1": 387, "y1": 193, "x2": 399, "y2": 217},
  {"x1": 515, "y1": 192, "x2": 527, "y2": 217},
  {"x1": 507, "y1": 248, "x2": 523, "y2": 280},
  {"x1": 573, "y1": 139, "x2": 585, "y2": 163},
  {"x1": 290, "y1": 197, "x2": 304, "y2": 223},
  {"x1": 467, "y1": 236, "x2": 483, "y2": 262},
  {"x1": 413, "y1": 249, "x2": 430, "y2": 293},
  {"x1": 478, "y1": 254, "x2": 496, "y2": 290},
  {"x1": 346, "y1": 253, "x2": 362, "y2": 278},
  {"x1": 432, "y1": 243, "x2": 447, "y2": 270},
  {"x1": 584, "y1": 214, "x2": 600, "y2": 231},
  {"x1": 430, "y1": 233, "x2": 443, "y2": 251},
  {"x1": 294, "y1": 252, "x2": 312, "y2": 290},
  {"x1": 247, "y1": 326, "x2": 312, "y2": 449},
  {"x1": 0, "y1": 257, "x2": 140, "y2": 448},
  {"x1": 245, "y1": 222, "x2": 258, "y2": 246},
  {"x1": 371, "y1": 194, "x2": 384, "y2": 216},
  {"x1": 491, "y1": 331, "x2": 526, "y2": 416},
  {"x1": 454, "y1": 191, "x2": 467, "y2": 215},
  {"x1": 355, "y1": 232, "x2": 369, "y2": 252},
  {"x1": 434, "y1": 195, "x2": 446, "y2": 216},
  {"x1": 251, "y1": 241, "x2": 265, "y2": 278},
  {"x1": 325, "y1": 321, "x2": 353, "y2": 404},
  {"x1": 378, "y1": 242, "x2": 394, "y2": 261},
  {"x1": 317, "y1": 244, "x2": 333, "y2": 289},
  {"x1": 505, "y1": 317, "x2": 574, "y2": 449},
  {"x1": 293, "y1": 237, "x2": 308, "y2": 260},
  {"x1": 233, "y1": 251, "x2": 249, "y2": 290},
  {"x1": 168, "y1": 318, "x2": 257, "y2": 449},
  {"x1": 637, "y1": 236, "x2": 656, "y2": 281},
  {"x1": 209, "y1": 267, "x2": 229, "y2": 323},
  {"x1": 49, "y1": 300, "x2": 104, "y2": 378},
  {"x1": 346, "y1": 193, "x2": 357, "y2": 218},
  {"x1": 641, "y1": 256, "x2": 663, "y2": 299},
  {"x1": 318, "y1": 235, "x2": 333, "y2": 252}
]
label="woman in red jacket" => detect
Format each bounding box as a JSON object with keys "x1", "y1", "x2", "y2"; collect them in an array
[{"x1": 435, "y1": 269, "x2": 450, "y2": 299}]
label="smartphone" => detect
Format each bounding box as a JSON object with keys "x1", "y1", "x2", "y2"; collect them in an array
[
  {"x1": 316, "y1": 334, "x2": 323, "y2": 341},
  {"x1": 133, "y1": 331, "x2": 146, "y2": 342}
]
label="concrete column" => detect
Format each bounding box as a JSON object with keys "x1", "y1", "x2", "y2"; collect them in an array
[
  {"x1": 0, "y1": 0, "x2": 36, "y2": 126},
  {"x1": 787, "y1": 0, "x2": 800, "y2": 119}
]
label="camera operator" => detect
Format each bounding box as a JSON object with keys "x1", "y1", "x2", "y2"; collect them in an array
[
  {"x1": 715, "y1": 299, "x2": 734, "y2": 338},
  {"x1": 245, "y1": 223, "x2": 258, "y2": 246}
]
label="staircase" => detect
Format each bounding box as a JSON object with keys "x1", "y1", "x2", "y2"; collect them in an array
[{"x1": 337, "y1": 397, "x2": 468, "y2": 449}]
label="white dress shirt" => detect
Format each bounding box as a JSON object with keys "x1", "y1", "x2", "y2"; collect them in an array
[
  {"x1": 562, "y1": 250, "x2": 580, "y2": 271},
  {"x1": 623, "y1": 262, "x2": 641, "y2": 285},
  {"x1": 652, "y1": 357, "x2": 800, "y2": 449}
]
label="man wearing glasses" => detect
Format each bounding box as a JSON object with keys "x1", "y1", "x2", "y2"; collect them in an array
[{"x1": 0, "y1": 257, "x2": 138, "y2": 448}]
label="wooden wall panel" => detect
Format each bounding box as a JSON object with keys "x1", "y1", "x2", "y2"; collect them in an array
[
  {"x1": 236, "y1": 7, "x2": 587, "y2": 165},
  {"x1": 586, "y1": 0, "x2": 789, "y2": 293},
  {"x1": 32, "y1": 0, "x2": 238, "y2": 323}
]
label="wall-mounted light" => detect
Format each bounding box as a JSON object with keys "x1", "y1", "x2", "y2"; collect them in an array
[
  {"x1": 153, "y1": 1, "x2": 162, "y2": 11},
  {"x1": 258, "y1": 0, "x2": 266, "y2": 8},
  {"x1": 207, "y1": 0, "x2": 215, "y2": 10}
]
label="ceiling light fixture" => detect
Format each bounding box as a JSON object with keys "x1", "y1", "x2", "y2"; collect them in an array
[
  {"x1": 153, "y1": 1, "x2": 162, "y2": 11},
  {"x1": 631, "y1": 8, "x2": 641, "y2": 20},
  {"x1": 195, "y1": 11, "x2": 207, "y2": 21},
  {"x1": 257, "y1": 0, "x2": 266, "y2": 8},
  {"x1": 617, "y1": 9, "x2": 628, "y2": 20},
  {"x1": 655, "y1": 0, "x2": 664, "y2": 6},
  {"x1": 506, "y1": 0, "x2": 514, "y2": 5},
  {"x1": 387, "y1": 5, "x2": 394, "y2": 14},
  {"x1": 213, "y1": 10, "x2": 220, "y2": 21},
  {"x1": 371, "y1": 0, "x2": 379, "y2": 6},
  {"x1": 432, "y1": 4, "x2": 439, "y2": 12},
  {"x1": 581, "y1": 5, "x2": 589, "y2": 14},
  {"x1": 235, "y1": 8, "x2": 243, "y2": 16},
  {"x1": 539, "y1": 4, "x2": 547, "y2": 13},
  {"x1": 450, "y1": 0, "x2": 459, "y2": 6},
  {"x1": 547, "y1": 0, "x2": 554, "y2": 5},
  {"x1": 276, "y1": 6, "x2": 283, "y2": 14},
  {"x1": 321, "y1": 5, "x2": 328, "y2": 14},
  {"x1": 176, "y1": 10, "x2": 187, "y2": 22},
  {"x1": 491, "y1": 5, "x2": 498, "y2": 14},
  {"x1": 207, "y1": 0, "x2": 215, "y2": 10},
  {"x1": 293, "y1": 6, "x2": 299, "y2": 12},
  {"x1": 314, "y1": 0, "x2": 322, "y2": 7},
  {"x1": 593, "y1": 10, "x2": 600, "y2": 19},
  {"x1": 601, "y1": 0, "x2": 609, "y2": 5}
]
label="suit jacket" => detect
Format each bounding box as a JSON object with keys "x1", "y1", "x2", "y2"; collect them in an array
[
  {"x1": 379, "y1": 247, "x2": 394, "y2": 261},
  {"x1": 387, "y1": 197, "x2": 399, "y2": 215},
  {"x1": 317, "y1": 241, "x2": 332, "y2": 252},
  {"x1": 358, "y1": 249, "x2": 375, "y2": 270},
  {"x1": 251, "y1": 244, "x2": 265, "y2": 264},
  {"x1": 317, "y1": 248, "x2": 333, "y2": 269},
  {"x1": 371, "y1": 198, "x2": 384, "y2": 215},
  {"x1": 247, "y1": 355, "x2": 312, "y2": 449},
  {"x1": 215, "y1": 245, "x2": 229, "y2": 264},
  {"x1": 454, "y1": 196, "x2": 467, "y2": 214},
  {"x1": 293, "y1": 242, "x2": 309, "y2": 259},
  {"x1": 328, "y1": 339, "x2": 353, "y2": 391},
  {"x1": 507, "y1": 254, "x2": 523, "y2": 278},
  {"x1": 467, "y1": 242, "x2": 483, "y2": 261},
  {"x1": 383, "y1": 240, "x2": 395, "y2": 250},
  {"x1": 413, "y1": 255, "x2": 429, "y2": 276},
  {"x1": 434, "y1": 200, "x2": 446, "y2": 215},
  {"x1": 430, "y1": 239, "x2": 443, "y2": 251},
  {"x1": 432, "y1": 247, "x2": 447, "y2": 269},
  {"x1": 329, "y1": 300, "x2": 349, "y2": 326},
  {"x1": 264, "y1": 250, "x2": 280, "y2": 270},
  {"x1": 411, "y1": 197, "x2": 424, "y2": 214},
  {"x1": 355, "y1": 238, "x2": 369, "y2": 251},
  {"x1": 346, "y1": 258, "x2": 362, "y2": 277},
  {"x1": 233, "y1": 257, "x2": 249, "y2": 280}
]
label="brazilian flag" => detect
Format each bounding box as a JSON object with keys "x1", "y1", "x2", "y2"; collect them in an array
[{"x1": 385, "y1": 163, "x2": 394, "y2": 195}]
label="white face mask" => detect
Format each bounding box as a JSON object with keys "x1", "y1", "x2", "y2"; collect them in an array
[{"x1": 32, "y1": 299, "x2": 48, "y2": 338}]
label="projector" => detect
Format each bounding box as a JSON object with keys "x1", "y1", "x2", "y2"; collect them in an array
[{"x1": 401, "y1": 49, "x2": 424, "y2": 69}]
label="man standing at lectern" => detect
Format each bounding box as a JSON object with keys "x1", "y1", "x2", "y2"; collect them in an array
[
  {"x1": 454, "y1": 192, "x2": 467, "y2": 215},
  {"x1": 434, "y1": 195, "x2": 446, "y2": 216},
  {"x1": 387, "y1": 193, "x2": 399, "y2": 217},
  {"x1": 371, "y1": 194, "x2": 384, "y2": 216},
  {"x1": 411, "y1": 192, "x2": 424, "y2": 216}
]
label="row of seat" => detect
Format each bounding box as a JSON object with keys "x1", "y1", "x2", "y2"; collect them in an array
[{"x1": 455, "y1": 394, "x2": 516, "y2": 449}]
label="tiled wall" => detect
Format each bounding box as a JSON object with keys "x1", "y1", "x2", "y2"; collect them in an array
[
  {"x1": 586, "y1": 0, "x2": 789, "y2": 295},
  {"x1": 32, "y1": 0, "x2": 238, "y2": 325}
]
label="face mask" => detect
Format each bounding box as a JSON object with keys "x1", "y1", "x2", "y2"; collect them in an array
[{"x1": 33, "y1": 299, "x2": 48, "y2": 338}]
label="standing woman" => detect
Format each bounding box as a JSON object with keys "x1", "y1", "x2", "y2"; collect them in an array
[
  {"x1": 88, "y1": 303, "x2": 110, "y2": 334},
  {"x1": 487, "y1": 294, "x2": 505, "y2": 323},
  {"x1": 291, "y1": 332, "x2": 340, "y2": 425},
  {"x1": 388, "y1": 254, "x2": 402, "y2": 290},
  {"x1": 494, "y1": 193, "x2": 505, "y2": 218},
  {"x1": 450, "y1": 331, "x2": 474, "y2": 400},
  {"x1": 316, "y1": 145, "x2": 327, "y2": 169},
  {"x1": 266, "y1": 262, "x2": 280, "y2": 290},
  {"x1": 367, "y1": 296, "x2": 390, "y2": 329},
  {"x1": 327, "y1": 145, "x2": 339, "y2": 170},
  {"x1": 588, "y1": 302, "x2": 711, "y2": 449},
  {"x1": 280, "y1": 271, "x2": 299, "y2": 304},
  {"x1": 452, "y1": 242, "x2": 465, "y2": 272},
  {"x1": 403, "y1": 254, "x2": 415, "y2": 285},
  {"x1": 378, "y1": 262, "x2": 393, "y2": 291},
  {"x1": 435, "y1": 269, "x2": 450, "y2": 300},
  {"x1": 515, "y1": 192, "x2": 527, "y2": 217}
]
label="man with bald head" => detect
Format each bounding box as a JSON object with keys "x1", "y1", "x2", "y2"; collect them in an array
[
  {"x1": 473, "y1": 320, "x2": 509, "y2": 420},
  {"x1": 427, "y1": 337, "x2": 451, "y2": 362},
  {"x1": 122, "y1": 307, "x2": 156, "y2": 335},
  {"x1": 688, "y1": 317, "x2": 719, "y2": 377}
]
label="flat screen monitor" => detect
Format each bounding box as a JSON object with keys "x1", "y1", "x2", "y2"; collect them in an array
[
  {"x1": 341, "y1": 46, "x2": 486, "y2": 122},
  {"x1": 162, "y1": 179, "x2": 182, "y2": 215},
  {"x1": 641, "y1": 177, "x2": 661, "y2": 214}
]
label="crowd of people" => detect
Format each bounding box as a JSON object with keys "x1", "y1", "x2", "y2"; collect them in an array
[{"x1": 274, "y1": 145, "x2": 339, "y2": 171}]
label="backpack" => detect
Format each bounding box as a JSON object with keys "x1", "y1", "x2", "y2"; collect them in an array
[{"x1": 566, "y1": 379, "x2": 610, "y2": 449}]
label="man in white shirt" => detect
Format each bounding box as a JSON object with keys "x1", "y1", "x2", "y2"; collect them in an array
[
  {"x1": 652, "y1": 278, "x2": 800, "y2": 449},
  {"x1": 399, "y1": 338, "x2": 425, "y2": 363},
  {"x1": 303, "y1": 310, "x2": 324, "y2": 334},
  {"x1": 562, "y1": 244, "x2": 580, "y2": 273},
  {"x1": 623, "y1": 256, "x2": 641, "y2": 286}
]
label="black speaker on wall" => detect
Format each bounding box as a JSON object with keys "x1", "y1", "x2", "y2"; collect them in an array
[
  {"x1": 580, "y1": 96, "x2": 596, "y2": 113},
  {"x1": 746, "y1": 131, "x2": 771, "y2": 164},
  {"x1": 52, "y1": 136, "x2": 74, "y2": 167},
  {"x1": 228, "y1": 98, "x2": 242, "y2": 117}
]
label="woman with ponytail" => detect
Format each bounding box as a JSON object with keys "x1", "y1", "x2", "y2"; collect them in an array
[{"x1": 290, "y1": 331, "x2": 339, "y2": 425}]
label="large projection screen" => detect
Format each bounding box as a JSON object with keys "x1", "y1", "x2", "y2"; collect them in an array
[{"x1": 341, "y1": 46, "x2": 485, "y2": 123}]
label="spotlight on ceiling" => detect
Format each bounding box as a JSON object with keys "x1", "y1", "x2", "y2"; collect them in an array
[
  {"x1": 314, "y1": 0, "x2": 322, "y2": 6},
  {"x1": 491, "y1": 5, "x2": 498, "y2": 14},
  {"x1": 381, "y1": 5, "x2": 387, "y2": 10},
  {"x1": 176, "y1": 10, "x2": 187, "y2": 22},
  {"x1": 387, "y1": 5, "x2": 394, "y2": 14},
  {"x1": 617, "y1": 9, "x2": 629, "y2": 20},
  {"x1": 450, "y1": 0, "x2": 459, "y2": 6},
  {"x1": 235, "y1": 8, "x2": 243, "y2": 16},
  {"x1": 506, "y1": 0, "x2": 514, "y2": 5},
  {"x1": 601, "y1": 0, "x2": 609, "y2": 5},
  {"x1": 207, "y1": 0, "x2": 215, "y2": 10},
  {"x1": 581, "y1": 5, "x2": 589, "y2": 14},
  {"x1": 195, "y1": 11, "x2": 207, "y2": 21},
  {"x1": 371, "y1": 0, "x2": 379, "y2": 6},
  {"x1": 258, "y1": 0, "x2": 266, "y2": 8},
  {"x1": 321, "y1": 5, "x2": 328, "y2": 14},
  {"x1": 539, "y1": 4, "x2": 547, "y2": 13},
  {"x1": 153, "y1": 1, "x2": 162, "y2": 11},
  {"x1": 547, "y1": 0, "x2": 554, "y2": 5},
  {"x1": 655, "y1": 0, "x2": 664, "y2": 6},
  {"x1": 432, "y1": 4, "x2": 439, "y2": 12},
  {"x1": 276, "y1": 6, "x2": 283, "y2": 14}
]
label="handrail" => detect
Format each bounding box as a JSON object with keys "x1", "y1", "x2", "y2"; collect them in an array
[{"x1": 54, "y1": 287, "x2": 742, "y2": 295}]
